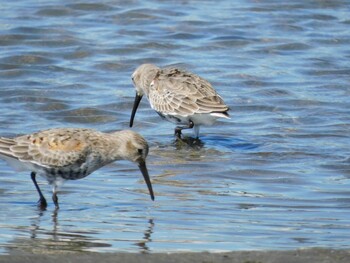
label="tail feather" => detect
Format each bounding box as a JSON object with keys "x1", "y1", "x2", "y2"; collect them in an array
[
  {"x1": 210, "y1": 111, "x2": 230, "y2": 119},
  {"x1": 0, "y1": 137, "x2": 29, "y2": 172}
]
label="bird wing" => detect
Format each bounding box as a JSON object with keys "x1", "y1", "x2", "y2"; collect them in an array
[
  {"x1": 148, "y1": 68, "x2": 229, "y2": 116},
  {"x1": 0, "y1": 128, "x2": 91, "y2": 168}
]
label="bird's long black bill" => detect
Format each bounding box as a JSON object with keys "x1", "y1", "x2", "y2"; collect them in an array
[
  {"x1": 129, "y1": 93, "x2": 143, "y2": 127},
  {"x1": 138, "y1": 161, "x2": 155, "y2": 201}
]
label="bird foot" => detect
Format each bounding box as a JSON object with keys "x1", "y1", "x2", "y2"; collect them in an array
[
  {"x1": 174, "y1": 129, "x2": 182, "y2": 139},
  {"x1": 173, "y1": 135, "x2": 204, "y2": 149},
  {"x1": 37, "y1": 198, "x2": 47, "y2": 210}
]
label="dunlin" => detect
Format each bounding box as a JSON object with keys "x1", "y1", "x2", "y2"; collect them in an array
[
  {"x1": 0, "y1": 128, "x2": 154, "y2": 209},
  {"x1": 129, "y1": 64, "x2": 230, "y2": 138}
]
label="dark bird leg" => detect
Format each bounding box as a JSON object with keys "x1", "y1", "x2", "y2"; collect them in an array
[
  {"x1": 30, "y1": 172, "x2": 47, "y2": 209},
  {"x1": 174, "y1": 120, "x2": 194, "y2": 139},
  {"x1": 51, "y1": 184, "x2": 59, "y2": 209},
  {"x1": 52, "y1": 192, "x2": 59, "y2": 209}
]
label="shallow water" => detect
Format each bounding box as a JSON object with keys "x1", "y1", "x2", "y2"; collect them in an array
[{"x1": 0, "y1": 0, "x2": 350, "y2": 254}]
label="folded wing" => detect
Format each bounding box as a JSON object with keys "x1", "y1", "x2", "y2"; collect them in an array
[
  {"x1": 0, "y1": 129, "x2": 90, "y2": 169},
  {"x1": 149, "y1": 68, "x2": 229, "y2": 117}
]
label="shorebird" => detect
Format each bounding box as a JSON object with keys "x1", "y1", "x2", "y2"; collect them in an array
[
  {"x1": 129, "y1": 64, "x2": 230, "y2": 139},
  {"x1": 0, "y1": 128, "x2": 154, "y2": 209}
]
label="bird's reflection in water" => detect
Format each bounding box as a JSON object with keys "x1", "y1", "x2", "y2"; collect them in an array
[
  {"x1": 27, "y1": 207, "x2": 105, "y2": 253},
  {"x1": 29, "y1": 207, "x2": 59, "y2": 239},
  {"x1": 26, "y1": 208, "x2": 155, "y2": 253},
  {"x1": 51, "y1": 207, "x2": 59, "y2": 240},
  {"x1": 134, "y1": 218, "x2": 155, "y2": 253},
  {"x1": 29, "y1": 208, "x2": 45, "y2": 240}
]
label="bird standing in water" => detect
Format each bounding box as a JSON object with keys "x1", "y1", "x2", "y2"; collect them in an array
[
  {"x1": 0, "y1": 128, "x2": 154, "y2": 209},
  {"x1": 130, "y1": 64, "x2": 230, "y2": 139}
]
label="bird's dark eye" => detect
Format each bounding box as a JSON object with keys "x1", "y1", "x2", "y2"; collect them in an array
[{"x1": 138, "y1": 149, "x2": 143, "y2": 154}]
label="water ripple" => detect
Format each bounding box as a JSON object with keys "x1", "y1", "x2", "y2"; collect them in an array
[{"x1": 0, "y1": 0, "x2": 350, "y2": 255}]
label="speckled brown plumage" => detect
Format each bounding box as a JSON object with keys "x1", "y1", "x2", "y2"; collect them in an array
[
  {"x1": 0, "y1": 128, "x2": 154, "y2": 209},
  {"x1": 130, "y1": 64, "x2": 230, "y2": 138}
]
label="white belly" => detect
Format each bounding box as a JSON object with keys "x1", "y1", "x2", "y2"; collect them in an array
[{"x1": 158, "y1": 112, "x2": 227, "y2": 126}]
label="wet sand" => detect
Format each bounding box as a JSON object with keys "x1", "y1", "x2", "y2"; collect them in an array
[{"x1": 1, "y1": 249, "x2": 349, "y2": 263}]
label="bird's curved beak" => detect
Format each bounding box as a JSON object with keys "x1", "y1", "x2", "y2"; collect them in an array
[
  {"x1": 129, "y1": 93, "x2": 143, "y2": 127},
  {"x1": 138, "y1": 160, "x2": 155, "y2": 201}
]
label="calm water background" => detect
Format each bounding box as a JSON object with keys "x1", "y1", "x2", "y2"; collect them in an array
[{"x1": 0, "y1": 0, "x2": 350, "y2": 254}]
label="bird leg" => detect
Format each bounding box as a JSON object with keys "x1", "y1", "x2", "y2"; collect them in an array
[
  {"x1": 30, "y1": 172, "x2": 47, "y2": 209},
  {"x1": 52, "y1": 193, "x2": 59, "y2": 209},
  {"x1": 174, "y1": 120, "x2": 194, "y2": 139},
  {"x1": 52, "y1": 185, "x2": 59, "y2": 209}
]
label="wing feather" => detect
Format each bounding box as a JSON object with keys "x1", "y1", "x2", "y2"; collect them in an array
[
  {"x1": 148, "y1": 67, "x2": 229, "y2": 116},
  {"x1": 0, "y1": 129, "x2": 91, "y2": 168}
]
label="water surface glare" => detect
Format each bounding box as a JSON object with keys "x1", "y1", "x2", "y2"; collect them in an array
[{"x1": 0, "y1": 0, "x2": 350, "y2": 254}]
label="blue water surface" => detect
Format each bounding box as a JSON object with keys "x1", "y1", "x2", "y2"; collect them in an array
[{"x1": 0, "y1": 0, "x2": 349, "y2": 254}]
